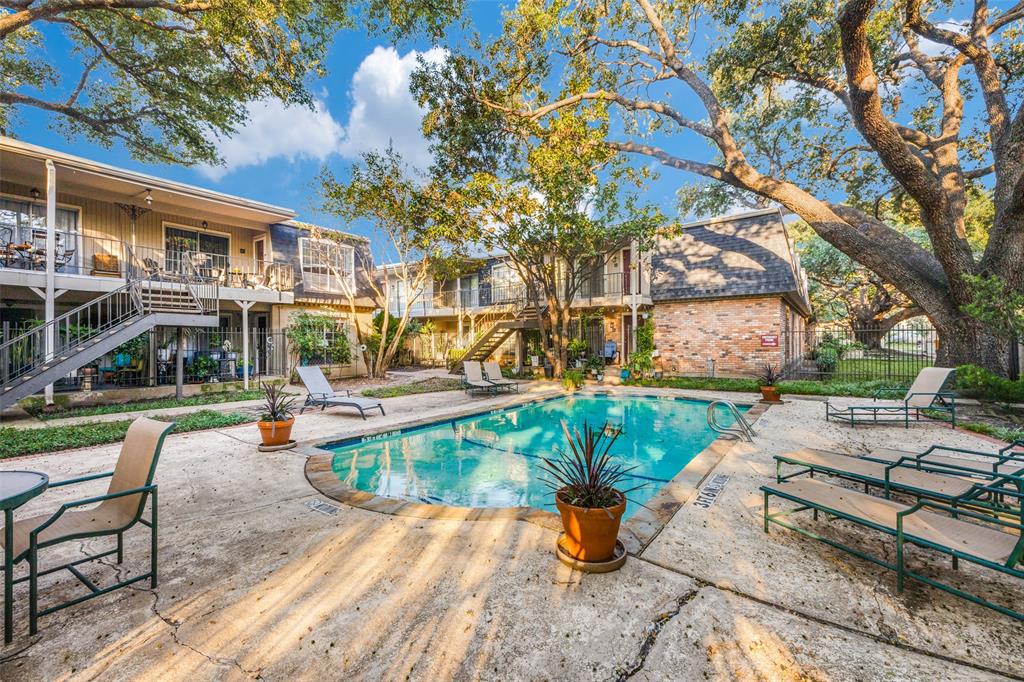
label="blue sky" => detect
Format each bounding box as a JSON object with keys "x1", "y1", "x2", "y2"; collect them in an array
[{"x1": 10, "y1": 2, "x2": 693, "y2": 239}]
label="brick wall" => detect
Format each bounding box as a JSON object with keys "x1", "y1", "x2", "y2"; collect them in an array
[{"x1": 653, "y1": 296, "x2": 798, "y2": 377}]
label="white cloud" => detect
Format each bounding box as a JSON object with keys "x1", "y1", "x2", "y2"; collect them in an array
[
  {"x1": 337, "y1": 45, "x2": 447, "y2": 169},
  {"x1": 198, "y1": 98, "x2": 344, "y2": 181}
]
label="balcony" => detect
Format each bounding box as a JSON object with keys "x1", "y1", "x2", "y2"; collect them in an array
[{"x1": 0, "y1": 229, "x2": 294, "y2": 298}]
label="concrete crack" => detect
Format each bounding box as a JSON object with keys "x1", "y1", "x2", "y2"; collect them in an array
[
  {"x1": 145, "y1": 590, "x2": 264, "y2": 679},
  {"x1": 611, "y1": 588, "x2": 700, "y2": 681}
]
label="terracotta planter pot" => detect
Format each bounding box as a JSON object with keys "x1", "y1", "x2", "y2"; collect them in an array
[
  {"x1": 759, "y1": 386, "x2": 781, "y2": 402},
  {"x1": 257, "y1": 417, "x2": 294, "y2": 446},
  {"x1": 555, "y1": 489, "x2": 626, "y2": 562}
]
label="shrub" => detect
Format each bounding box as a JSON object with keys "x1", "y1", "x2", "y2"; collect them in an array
[
  {"x1": 815, "y1": 345, "x2": 839, "y2": 375},
  {"x1": 955, "y1": 364, "x2": 1024, "y2": 403},
  {"x1": 562, "y1": 369, "x2": 585, "y2": 390}
]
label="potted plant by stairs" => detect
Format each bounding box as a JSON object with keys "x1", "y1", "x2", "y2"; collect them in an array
[
  {"x1": 757, "y1": 363, "x2": 782, "y2": 403},
  {"x1": 257, "y1": 381, "x2": 296, "y2": 447},
  {"x1": 541, "y1": 421, "x2": 640, "y2": 563}
]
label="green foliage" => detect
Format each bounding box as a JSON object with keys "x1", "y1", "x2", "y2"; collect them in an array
[
  {"x1": 2, "y1": 1, "x2": 459, "y2": 164},
  {"x1": 815, "y1": 345, "x2": 839, "y2": 375},
  {"x1": 22, "y1": 390, "x2": 263, "y2": 420},
  {"x1": 567, "y1": 338, "x2": 589, "y2": 359},
  {"x1": 189, "y1": 355, "x2": 220, "y2": 381},
  {"x1": 0, "y1": 410, "x2": 251, "y2": 459},
  {"x1": 562, "y1": 369, "x2": 585, "y2": 390},
  {"x1": 956, "y1": 421, "x2": 1024, "y2": 444},
  {"x1": 366, "y1": 311, "x2": 418, "y2": 363},
  {"x1": 955, "y1": 365, "x2": 1024, "y2": 403},
  {"x1": 286, "y1": 311, "x2": 353, "y2": 365},
  {"x1": 627, "y1": 318, "x2": 656, "y2": 376},
  {"x1": 585, "y1": 355, "x2": 604, "y2": 372},
  {"x1": 361, "y1": 377, "x2": 464, "y2": 398},
  {"x1": 961, "y1": 274, "x2": 1024, "y2": 341},
  {"x1": 113, "y1": 332, "x2": 148, "y2": 361},
  {"x1": 626, "y1": 376, "x2": 903, "y2": 398},
  {"x1": 540, "y1": 421, "x2": 639, "y2": 509}
]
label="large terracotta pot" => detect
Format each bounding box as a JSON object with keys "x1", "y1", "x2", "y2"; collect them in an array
[
  {"x1": 555, "y1": 489, "x2": 626, "y2": 562},
  {"x1": 759, "y1": 386, "x2": 781, "y2": 403},
  {"x1": 257, "y1": 417, "x2": 294, "y2": 446}
]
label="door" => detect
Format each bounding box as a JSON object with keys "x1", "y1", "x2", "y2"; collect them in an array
[
  {"x1": 253, "y1": 237, "x2": 266, "y2": 275},
  {"x1": 622, "y1": 314, "x2": 634, "y2": 361},
  {"x1": 622, "y1": 248, "x2": 632, "y2": 295}
]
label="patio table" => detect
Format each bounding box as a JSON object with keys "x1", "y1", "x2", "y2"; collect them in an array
[{"x1": 0, "y1": 471, "x2": 48, "y2": 643}]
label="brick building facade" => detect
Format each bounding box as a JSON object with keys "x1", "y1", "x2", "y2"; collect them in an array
[{"x1": 650, "y1": 209, "x2": 811, "y2": 377}]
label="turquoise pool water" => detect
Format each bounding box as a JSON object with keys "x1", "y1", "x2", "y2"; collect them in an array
[{"x1": 325, "y1": 394, "x2": 746, "y2": 519}]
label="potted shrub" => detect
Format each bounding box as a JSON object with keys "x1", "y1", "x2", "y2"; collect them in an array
[
  {"x1": 562, "y1": 369, "x2": 585, "y2": 391},
  {"x1": 757, "y1": 363, "x2": 782, "y2": 403},
  {"x1": 585, "y1": 355, "x2": 603, "y2": 377},
  {"x1": 257, "y1": 381, "x2": 296, "y2": 446},
  {"x1": 541, "y1": 421, "x2": 639, "y2": 562}
]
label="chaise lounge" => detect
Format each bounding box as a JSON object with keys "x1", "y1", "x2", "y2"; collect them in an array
[
  {"x1": 462, "y1": 361, "x2": 500, "y2": 396},
  {"x1": 295, "y1": 365, "x2": 385, "y2": 419},
  {"x1": 483, "y1": 362, "x2": 519, "y2": 393},
  {"x1": 825, "y1": 366, "x2": 957, "y2": 428}
]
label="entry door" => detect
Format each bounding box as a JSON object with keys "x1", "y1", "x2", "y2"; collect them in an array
[
  {"x1": 622, "y1": 248, "x2": 632, "y2": 295},
  {"x1": 253, "y1": 237, "x2": 266, "y2": 274},
  {"x1": 622, "y1": 314, "x2": 634, "y2": 361}
]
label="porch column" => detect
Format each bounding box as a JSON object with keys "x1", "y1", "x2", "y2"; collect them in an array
[
  {"x1": 175, "y1": 327, "x2": 184, "y2": 400},
  {"x1": 629, "y1": 239, "x2": 639, "y2": 354},
  {"x1": 515, "y1": 329, "x2": 524, "y2": 373},
  {"x1": 44, "y1": 160, "x2": 56, "y2": 404},
  {"x1": 240, "y1": 301, "x2": 255, "y2": 390}
]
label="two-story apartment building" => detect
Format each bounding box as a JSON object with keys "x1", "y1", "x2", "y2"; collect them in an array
[
  {"x1": 393, "y1": 209, "x2": 811, "y2": 377},
  {"x1": 0, "y1": 138, "x2": 367, "y2": 407}
]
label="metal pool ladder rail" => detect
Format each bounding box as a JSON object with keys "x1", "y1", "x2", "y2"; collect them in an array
[{"x1": 706, "y1": 400, "x2": 757, "y2": 442}]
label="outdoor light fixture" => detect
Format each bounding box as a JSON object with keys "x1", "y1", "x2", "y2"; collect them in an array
[
  {"x1": 29, "y1": 188, "x2": 40, "y2": 200},
  {"x1": 202, "y1": 220, "x2": 208, "y2": 228},
  {"x1": 144, "y1": 188, "x2": 153, "y2": 205}
]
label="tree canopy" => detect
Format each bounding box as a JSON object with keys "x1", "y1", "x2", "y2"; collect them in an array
[
  {"x1": 0, "y1": 0, "x2": 461, "y2": 165},
  {"x1": 415, "y1": 0, "x2": 1024, "y2": 373}
]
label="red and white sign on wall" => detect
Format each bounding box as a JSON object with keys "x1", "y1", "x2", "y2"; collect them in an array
[{"x1": 760, "y1": 334, "x2": 779, "y2": 347}]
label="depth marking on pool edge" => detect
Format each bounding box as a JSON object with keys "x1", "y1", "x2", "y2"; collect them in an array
[{"x1": 691, "y1": 474, "x2": 730, "y2": 509}]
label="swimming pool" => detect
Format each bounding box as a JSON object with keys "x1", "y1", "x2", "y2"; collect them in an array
[{"x1": 324, "y1": 394, "x2": 748, "y2": 519}]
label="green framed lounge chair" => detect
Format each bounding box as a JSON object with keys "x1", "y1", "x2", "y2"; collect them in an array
[
  {"x1": 773, "y1": 448, "x2": 1024, "y2": 519},
  {"x1": 862, "y1": 440, "x2": 1024, "y2": 478},
  {"x1": 761, "y1": 478, "x2": 1024, "y2": 621},
  {"x1": 0, "y1": 417, "x2": 172, "y2": 635},
  {"x1": 825, "y1": 367, "x2": 957, "y2": 428}
]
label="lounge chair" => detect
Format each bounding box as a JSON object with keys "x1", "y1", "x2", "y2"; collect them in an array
[
  {"x1": 862, "y1": 440, "x2": 1024, "y2": 478},
  {"x1": 483, "y1": 361, "x2": 519, "y2": 392},
  {"x1": 1, "y1": 417, "x2": 172, "y2": 635},
  {"x1": 295, "y1": 365, "x2": 385, "y2": 419},
  {"x1": 762, "y1": 478, "x2": 1024, "y2": 621},
  {"x1": 825, "y1": 366, "x2": 957, "y2": 428},
  {"x1": 773, "y1": 448, "x2": 1024, "y2": 518},
  {"x1": 463, "y1": 361, "x2": 499, "y2": 395}
]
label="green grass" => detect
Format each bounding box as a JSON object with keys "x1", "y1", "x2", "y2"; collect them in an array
[
  {"x1": 22, "y1": 389, "x2": 265, "y2": 420},
  {"x1": 0, "y1": 409, "x2": 254, "y2": 459},
  {"x1": 361, "y1": 377, "x2": 465, "y2": 398},
  {"x1": 956, "y1": 420, "x2": 1024, "y2": 444},
  {"x1": 626, "y1": 376, "x2": 907, "y2": 398},
  {"x1": 835, "y1": 357, "x2": 929, "y2": 380}
]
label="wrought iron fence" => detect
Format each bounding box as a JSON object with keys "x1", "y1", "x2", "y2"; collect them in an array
[{"x1": 787, "y1": 325, "x2": 939, "y2": 383}]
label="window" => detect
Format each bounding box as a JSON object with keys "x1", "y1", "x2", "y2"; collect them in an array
[
  {"x1": 0, "y1": 197, "x2": 78, "y2": 246},
  {"x1": 299, "y1": 237, "x2": 355, "y2": 293},
  {"x1": 164, "y1": 225, "x2": 229, "y2": 273}
]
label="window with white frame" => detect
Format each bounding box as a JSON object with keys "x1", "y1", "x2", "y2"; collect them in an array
[{"x1": 299, "y1": 237, "x2": 355, "y2": 293}]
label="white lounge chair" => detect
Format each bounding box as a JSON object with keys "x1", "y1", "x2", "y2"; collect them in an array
[
  {"x1": 295, "y1": 365, "x2": 385, "y2": 419},
  {"x1": 825, "y1": 366, "x2": 957, "y2": 428},
  {"x1": 463, "y1": 361, "x2": 499, "y2": 395},
  {"x1": 483, "y1": 361, "x2": 519, "y2": 392}
]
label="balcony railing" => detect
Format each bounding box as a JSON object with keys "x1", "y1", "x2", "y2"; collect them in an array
[{"x1": 0, "y1": 229, "x2": 293, "y2": 292}]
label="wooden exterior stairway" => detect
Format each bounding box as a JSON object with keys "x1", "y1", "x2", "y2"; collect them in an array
[{"x1": 448, "y1": 292, "x2": 542, "y2": 374}]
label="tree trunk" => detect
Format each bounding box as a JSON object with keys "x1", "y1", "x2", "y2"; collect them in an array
[{"x1": 935, "y1": 318, "x2": 1009, "y2": 374}]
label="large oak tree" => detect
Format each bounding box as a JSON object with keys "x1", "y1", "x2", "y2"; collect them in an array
[
  {"x1": 415, "y1": 0, "x2": 1024, "y2": 374},
  {"x1": 0, "y1": 0, "x2": 460, "y2": 165}
]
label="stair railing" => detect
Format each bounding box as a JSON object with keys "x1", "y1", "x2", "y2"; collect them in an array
[
  {"x1": 706, "y1": 400, "x2": 757, "y2": 442},
  {"x1": 0, "y1": 282, "x2": 144, "y2": 387},
  {"x1": 449, "y1": 284, "x2": 532, "y2": 370}
]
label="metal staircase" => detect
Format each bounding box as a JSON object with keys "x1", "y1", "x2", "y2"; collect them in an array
[
  {"x1": 0, "y1": 250, "x2": 219, "y2": 410},
  {"x1": 449, "y1": 289, "x2": 542, "y2": 374}
]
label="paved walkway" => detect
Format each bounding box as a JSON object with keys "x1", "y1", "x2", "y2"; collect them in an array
[{"x1": 0, "y1": 385, "x2": 1020, "y2": 680}]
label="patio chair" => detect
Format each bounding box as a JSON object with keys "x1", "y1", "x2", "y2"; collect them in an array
[
  {"x1": 825, "y1": 366, "x2": 957, "y2": 428},
  {"x1": 761, "y1": 478, "x2": 1024, "y2": 621},
  {"x1": 773, "y1": 448, "x2": 1024, "y2": 519},
  {"x1": 0, "y1": 417, "x2": 173, "y2": 634},
  {"x1": 483, "y1": 361, "x2": 519, "y2": 392},
  {"x1": 462, "y1": 361, "x2": 499, "y2": 396},
  {"x1": 861, "y1": 440, "x2": 1024, "y2": 478},
  {"x1": 295, "y1": 365, "x2": 385, "y2": 420}
]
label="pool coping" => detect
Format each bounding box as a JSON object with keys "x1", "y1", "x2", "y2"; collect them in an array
[{"x1": 302, "y1": 386, "x2": 770, "y2": 553}]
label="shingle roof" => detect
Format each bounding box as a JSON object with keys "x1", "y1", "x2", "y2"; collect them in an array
[{"x1": 651, "y1": 209, "x2": 810, "y2": 315}]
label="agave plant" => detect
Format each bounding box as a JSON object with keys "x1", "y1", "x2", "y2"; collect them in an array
[
  {"x1": 260, "y1": 380, "x2": 296, "y2": 422},
  {"x1": 540, "y1": 420, "x2": 642, "y2": 509}
]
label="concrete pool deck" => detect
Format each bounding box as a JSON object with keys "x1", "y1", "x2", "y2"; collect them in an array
[{"x1": 0, "y1": 384, "x2": 1021, "y2": 680}]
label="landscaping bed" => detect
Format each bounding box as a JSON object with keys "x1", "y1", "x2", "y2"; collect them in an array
[
  {"x1": 0, "y1": 410, "x2": 253, "y2": 458},
  {"x1": 361, "y1": 376, "x2": 464, "y2": 398},
  {"x1": 21, "y1": 389, "x2": 265, "y2": 420}
]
